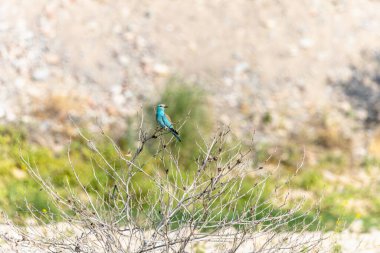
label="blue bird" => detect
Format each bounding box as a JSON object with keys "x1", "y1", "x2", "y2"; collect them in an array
[{"x1": 156, "y1": 104, "x2": 181, "y2": 142}]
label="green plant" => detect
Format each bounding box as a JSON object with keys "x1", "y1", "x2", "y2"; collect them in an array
[
  {"x1": 331, "y1": 242, "x2": 342, "y2": 253},
  {"x1": 2, "y1": 124, "x2": 322, "y2": 252},
  {"x1": 142, "y1": 78, "x2": 213, "y2": 170}
]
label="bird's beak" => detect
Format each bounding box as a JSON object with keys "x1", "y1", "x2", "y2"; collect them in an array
[{"x1": 164, "y1": 105, "x2": 168, "y2": 108}]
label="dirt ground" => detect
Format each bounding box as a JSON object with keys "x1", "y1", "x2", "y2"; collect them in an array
[
  {"x1": 0, "y1": 0, "x2": 379, "y2": 145},
  {"x1": 1, "y1": 223, "x2": 380, "y2": 252}
]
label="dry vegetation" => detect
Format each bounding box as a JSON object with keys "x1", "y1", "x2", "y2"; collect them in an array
[{"x1": 0, "y1": 119, "x2": 323, "y2": 252}]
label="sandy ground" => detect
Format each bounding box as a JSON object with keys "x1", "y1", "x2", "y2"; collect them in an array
[
  {"x1": 0, "y1": 223, "x2": 380, "y2": 253},
  {"x1": 0, "y1": 0, "x2": 379, "y2": 145}
]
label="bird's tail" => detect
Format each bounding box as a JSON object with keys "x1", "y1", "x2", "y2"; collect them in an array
[{"x1": 169, "y1": 127, "x2": 182, "y2": 142}]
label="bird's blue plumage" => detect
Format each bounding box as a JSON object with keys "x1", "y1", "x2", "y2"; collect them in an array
[{"x1": 156, "y1": 104, "x2": 181, "y2": 142}]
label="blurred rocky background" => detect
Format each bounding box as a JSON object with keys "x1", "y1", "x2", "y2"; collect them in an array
[
  {"x1": 1, "y1": 0, "x2": 380, "y2": 157},
  {"x1": 1, "y1": 0, "x2": 380, "y2": 239}
]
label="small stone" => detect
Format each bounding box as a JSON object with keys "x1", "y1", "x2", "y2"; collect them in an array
[
  {"x1": 288, "y1": 45, "x2": 299, "y2": 57},
  {"x1": 14, "y1": 78, "x2": 26, "y2": 88},
  {"x1": 123, "y1": 32, "x2": 135, "y2": 42},
  {"x1": 118, "y1": 55, "x2": 130, "y2": 67},
  {"x1": 340, "y1": 101, "x2": 352, "y2": 113},
  {"x1": 348, "y1": 219, "x2": 364, "y2": 233},
  {"x1": 106, "y1": 106, "x2": 120, "y2": 116},
  {"x1": 188, "y1": 41, "x2": 198, "y2": 51},
  {"x1": 45, "y1": 53, "x2": 60, "y2": 65},
  {"x1": 299, "y1": 37, "x2": 314, "y2": 49},
  {"x1": 87, "y1": 21, "x2": 98, "y2": 32},
  {"x1": 32, "y1": 67, "x2": 50, "y2": 81},
  {"x1": 135, "y1": 36, "x2": 146, "y2": 49},
  {"x1": 153, "y1": 63, "x2": 170, "y2": 76},
  {"x1": 234, "y1": 62, "x2": 249, "y2": 75},
  {"x1": 165, "y1": 24, "x2": 175, "y2": 32},
  {"x1": 263, "y1": 19, "x2": 276, "y2": 29},
  {"x1": 39, "y1": 16, "x2": 54, "y2": 37},
  {"x1": 316, "y1": 52, "x2": 329, "y2": 61},
  {"x1": 113, "y1": 24, "x2": 123, "y2": 34},
  {"x1": 113, "y1": 94, "x2": 126, "y2": 106},
  {"x1": 356, "y1": 109, "x2": 367, "y2": 120},
  {"x1": 220, "y1": 114, "x2": 231, "y2": 125},
  {"x1": 111, "y1": 85, "x2": 122, "y2": 95},
  {"x1": 124, "y1": 90, "x2": 134, "y2": 99},
  {"x1": 239, "y1": 102, "x2": 251, "y2": 116},
  {"x1": 223, "y1": 77, "x2": 234, "y2": 87}
]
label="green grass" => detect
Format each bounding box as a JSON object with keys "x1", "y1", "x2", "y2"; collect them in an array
[
  {"x1": 0, "y1": 82, "x2": 380, "y2": 233},
  {"x1": 0, "y1": 124, "x2": 377, "y2": 231}
]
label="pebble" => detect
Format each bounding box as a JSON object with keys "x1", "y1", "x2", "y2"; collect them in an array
[
  {"x1": 123, "y1": 32, "x2": 135, "y2": 42},
  {"x1": 263, "y1": 19, "x2": 276, "y2": 29},
  {"x1": 153, "y1": 63, "x2": 170, "y2": 76},
  {"x1": 299, "y1": 37, "x2": 314, "y2": 49},
  {"x1": 339, "y1": 101, "x2": 352, "y2": 113},
  {"x1": 45, "y1": 53, "x2": 60, "y2": 65},
  {"x1": 234, "y1": 62, "x2": 249, "y2": 75},
  {"x1": 113, "y1": 24, "x2": 123, "y2": 35},
  {"x1": 348, "y1": 219, "x2": 364, "y2": 233},
  {"x1": 220, "y1": 114, "x2": 231, "y2": 125},
  {"x1": 117, "y1": 55, "x2": 130, "y2": 67},
  {"x1": 356, "y1": 109, "x2": 368, "y2": 120},
  {"x1": 32, "y1": 67, "x2": 50, "y2": 81},
  {"x1": 135, "y1": 36, "x2": 147, "y2": 49},
  {"x1": 288, "y1": 45, "x2": 299, "y2": 57},
  {"x1": 113, "y1": 94, "x2": 126, "y2": 106}
]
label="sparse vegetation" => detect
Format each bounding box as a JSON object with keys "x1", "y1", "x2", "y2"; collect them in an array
[
  {"x1": 0, "y1": 85, "x2": 379, "y2": 234},
  {"x1": 0, "y1": 84, "x2": 380, "y2": 251},
  {"x1": 1, "y1": 120, "x2": 324, "y2": 252}
]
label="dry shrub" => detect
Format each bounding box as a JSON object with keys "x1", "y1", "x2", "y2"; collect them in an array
[
  {"x1": 0, "y1": 113, "x2": 324, "y2": 252},
  {"x1": 32, "y1": 90, "x2": 91, "y2": 123}
]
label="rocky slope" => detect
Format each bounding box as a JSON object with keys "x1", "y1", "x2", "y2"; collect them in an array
[{"x1": 0, "y1": 0, "x2": 380, "y2": 157}]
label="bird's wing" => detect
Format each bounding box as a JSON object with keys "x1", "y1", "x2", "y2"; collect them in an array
[
  {"x1": 162, "y1": 115, "x2": 173, "y2": 128},
  {"x1": 157, "y1": 115, "x2": 165, "y2": 128},
  {"x1": 165, "y1": 113, "x2": 172, "y2": 124}
]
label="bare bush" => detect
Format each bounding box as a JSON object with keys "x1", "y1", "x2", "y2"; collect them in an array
[{"x1": 0, "y1": 114, "x2": 324, "y2": 252}]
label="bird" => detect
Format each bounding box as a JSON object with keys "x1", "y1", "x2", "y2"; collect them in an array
[{"x1": 156, "y1": 104, "x2": 182, "y2": 142}]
